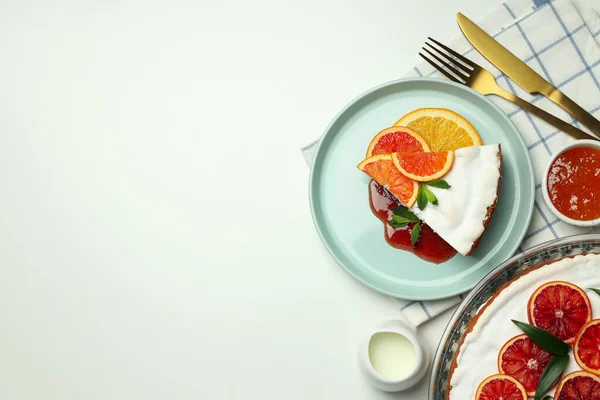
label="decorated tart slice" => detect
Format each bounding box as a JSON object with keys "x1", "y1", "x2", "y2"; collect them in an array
[{"x1": 357, "y1": 109, "x2": 501, "y2": 259}]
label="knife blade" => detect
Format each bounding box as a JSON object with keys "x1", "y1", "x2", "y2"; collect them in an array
[{"x1": 456, "y1": 12, "x2": 600, "y2": 136}]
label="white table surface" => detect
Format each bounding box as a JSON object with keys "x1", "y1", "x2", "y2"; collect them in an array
[{"x1": 0, "y1": 0, "x2": 539, "y2": 399}]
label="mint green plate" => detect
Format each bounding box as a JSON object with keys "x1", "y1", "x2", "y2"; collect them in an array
[{"x1": 309, "y1": 78, "x2": 535, "y2": 300}]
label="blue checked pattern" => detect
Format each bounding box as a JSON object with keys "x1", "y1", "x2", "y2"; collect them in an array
[{"x1": 302, "y1": 0, "x2": 600, "y2": 326}]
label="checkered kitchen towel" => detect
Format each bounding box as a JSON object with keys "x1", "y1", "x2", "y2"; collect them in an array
[{"x1": 303, "y1": 0, "x2": 600, "y2": 326}]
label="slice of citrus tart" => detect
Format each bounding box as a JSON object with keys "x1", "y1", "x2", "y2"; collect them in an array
[
  {"x1": 358, "y1": 107, "x2": 501, "y2": 257},
  {"x1": 358, "y1": 145, "x2": 501, "y2": 256}
]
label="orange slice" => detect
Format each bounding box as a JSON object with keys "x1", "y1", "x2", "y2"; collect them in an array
[
  {"x1": 553, "y1": 370, "x2": 600, "y2": 399},
  {"x1": 527, "y1": 281, "x2": 592, "y2": 344},
  {"x1": 574, "y1": 319, "x2": 600, "y2": 375},
  {"x1": 366, "y1": 126, "x2": 430, "y2": 157},
  {"x1": 357, "y1": 154, "x2": 419, "y2": 208},
  {"x1": 394, "y1": 108, "x2": 482, "y2": 151},
  {"x1": 392, "y1": 151, "x2": 454, "y2": 182},
  {"x1": 475, "y1": 374, "x2": 527, "y2": 400},
  {"x1": 498, "y1": 334, "x2": 557, "y2": 397}
]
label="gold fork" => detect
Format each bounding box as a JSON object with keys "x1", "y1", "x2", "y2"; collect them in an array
[{"x1": 420, "y1": 37, "x2": 596, "y2": 141}]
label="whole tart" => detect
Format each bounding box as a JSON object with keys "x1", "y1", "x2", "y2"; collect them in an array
[{"x1": 447, "y1": 253, "x2": 600, "y2": 399}]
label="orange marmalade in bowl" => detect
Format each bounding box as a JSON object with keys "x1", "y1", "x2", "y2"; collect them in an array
[{"x1": 546, "y1": 144, "x2": 600, "y2": 221}]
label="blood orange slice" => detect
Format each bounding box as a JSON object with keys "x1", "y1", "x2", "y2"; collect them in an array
[
  {"x1": 553, "y1": 370, "x2": 600, "y2": 400},
  {"x1": 391, "y1": 151, "x2": 454, "y2": 182},
  {"x1": 527, "y1": 281, "x2": 592, "y2": 344},
  {"x1": 574, "y1": 319, "x2": 600, "y2": 375},
  {"x1": 498, "y1": 334, "x2": 557, "y2": 397},
  {"x1": 366, "y1": 126, "x2": 430, "y2": 157},
  {"x1": 357, "y1": 154, "x2": 419, "y2": 208},
  {"x1": 475, "y1": 374, "x2": 527, "y2": 400}
]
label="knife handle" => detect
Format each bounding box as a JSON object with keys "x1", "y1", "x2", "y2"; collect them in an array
[
  {"x1": 492, "y1": 87, "x2": 597, "y2": 141},
  {"x1": 546, "y1": 89, "x2": 600, "y2": 137}
]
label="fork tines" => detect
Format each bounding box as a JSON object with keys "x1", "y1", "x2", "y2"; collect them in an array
[{"x1": 420, "y1": 38, "x2": 475, "y2": 84}]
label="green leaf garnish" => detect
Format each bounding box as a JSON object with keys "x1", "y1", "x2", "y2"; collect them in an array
[
  {"x1": 392, "y1": 206, "x2": 418, "y2": 220},
  {"x1": 411, "y1": 221, "x2": 421, "y2": 247},
  {"x1": 542, "y1": 397, "x2": 553, "y2": 400},
  {"x1": 422, "y1": 185, "x2": 438, "y2": 205},
  {"x1": 389, "y1": 205, "x2": 419, "y2": 228},
  {"x1": 389, "y1": 215, "x2": 413, "y2": 228},
  {"x1": 388, "y1": 220, "x2": 407, "y2": 228},
  {"x1": 417, "y1": 185, "x2": 428, "y2": 210},
  {"x1": 416, "y1": 184, "x2": 441, "y2": 210},
  {"x1": 426, "y1": 179, "x2": 451, "y2": 189},
  {"x1": 415, "y1": 181, "x2": 448, "y2": 210},
  {"x1": 535, "y1": 355, "x2": 569, "y2": 399},
  {"x1": 512, "y1": 320, "x2": 570, "y2": 356},
  {"x1": 589, "y1": 288, "x2": 600, "y2": 297}
]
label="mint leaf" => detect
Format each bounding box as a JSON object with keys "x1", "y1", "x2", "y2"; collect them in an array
[
  {"x1": 426, "y1": 179, "x2": 451, "y2": 189},
  {"x1": 417, "y1": 185, "x2": 428, "y2": 210},
  {"x1": 390, "y1": 205, "x2": 419, "y2": 228},
  {"x1": 392, "y1": 206, "x2": 418, "y2": 221},
  {"x1": 512, "y1": 320, "x2": 570, "y2": 356},
  {"x1": 422, "y1": 185, "x2": 438, "y2": 205},
  {"x1": 417, "y1": 184, "x2": 440, "y2": 209},
  {"x1": 411, "y1": 221, "x2": 421, "y2": 247},
  {"x1": 543, "y1": 397, "x2": 553, "y2": 400},
  {"x1": 389, "y1": 221, "x2": 408, "y2": 228},
  {"x1": 389, "y1": 215, "x2": 412, "y2": 228},
  {"x1": 589, "y1": 288, "x2": 600, "y2": 297},
  {"x1": 535, "y1": 355, "x2": 569, "y2": 400}
]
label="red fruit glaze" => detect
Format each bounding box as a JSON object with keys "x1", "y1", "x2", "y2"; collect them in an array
[{"x1": 369, "y1": 180, "x2": 456, "y2": 264}]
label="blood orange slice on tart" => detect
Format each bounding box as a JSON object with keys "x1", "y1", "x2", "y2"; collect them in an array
[
  {"x1": 366, "y1": 126, "x2": 430, "y2": 157},
  {"x1": 553, "y1": 370, "x2": 600, "y2": 400},
  {"x1": 391, "y1": 151, "x2": 454, "y2": 182},
  {"x1": 498, "y1": 334, "x2": 557, "y2": 397},
  {"x1": 574, "y1": 319, "x2": 600, "y2": 375},
  {"x1": 475, "y1": 374, "x2": 527, "y2": 400},
  {"x1": 527, "y1": 281, "x2": 592, "y2": 344},
  {"x1": 357, "y1": 154, "x2": 419, "y2": 208}
]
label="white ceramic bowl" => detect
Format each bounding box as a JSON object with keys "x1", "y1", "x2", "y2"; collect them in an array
[
  {"x1": 542, "y1": 139, "x2": 600, "y2": 227},
  {"x1": 357, "y1": 319, "x2": 429, "y2": 392}
]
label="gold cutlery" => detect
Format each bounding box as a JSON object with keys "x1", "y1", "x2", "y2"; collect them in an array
[
  {"x1": 456, "y1": 12, "x2": 600, "y2": 137},
  {"x1": 419, "y1": 37, "x2": 596, "y2": 141}
]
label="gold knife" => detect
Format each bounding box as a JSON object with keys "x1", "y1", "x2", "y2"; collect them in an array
[{"x1": 456, "y1": 12, "x2": 600, "y2": 137}]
